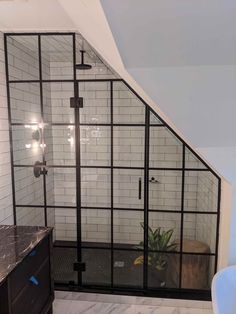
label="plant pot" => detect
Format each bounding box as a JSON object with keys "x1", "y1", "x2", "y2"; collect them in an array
[{"x1": 148, "y1": 267, "x2": 167, "y2": 288}]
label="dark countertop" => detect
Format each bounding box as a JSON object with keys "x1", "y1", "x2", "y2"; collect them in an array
[{"x1": 0, "y1": 225, "x2": 52, "y2": 285}]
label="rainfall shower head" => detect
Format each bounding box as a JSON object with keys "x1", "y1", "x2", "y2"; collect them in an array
[{"x1": 76, "y1": 50, "x2": 92, "y2": 70}]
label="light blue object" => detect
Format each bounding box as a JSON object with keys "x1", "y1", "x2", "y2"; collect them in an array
[
  {"x1": 212, "y1": 266, "x2": 236, "y2": 314},
  {"x1": 29, "y1": 250, "x2": 37, "y2": 257},
  {"x1": 29, "y1": 276, "x2": 39, "y2": 286}
]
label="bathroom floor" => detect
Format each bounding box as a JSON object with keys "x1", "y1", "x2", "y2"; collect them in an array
[{"x1": 54, "y1": 292, "x2": 213, "y2": 314}]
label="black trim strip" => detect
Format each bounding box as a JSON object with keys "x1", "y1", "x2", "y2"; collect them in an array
[
  {"x1": 4, "y1": 34, "x2": 17, "y2": 224},
  {"x1": 38, "y1": 34, "x2": 48, "y2": 226},
  {"x1": 110, "y1": 81, "x2": 114, "y2": 288},
  {"x1": 14, "y1": 204, "x2": 218, "y2": 215},
  {"x1": 179, "y1": 144, "x2": 185, "y2": 288},
  {"x1": 143, "y1": 106, "x2": 150, "y2": 289},
  {"x1": 53, "y1": 242, "x2": 216, "y2": 256}
]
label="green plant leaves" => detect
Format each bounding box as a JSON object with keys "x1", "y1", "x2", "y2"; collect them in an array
[{"x1": 134, "y1": 222, "x2": 177, "y2": 270}]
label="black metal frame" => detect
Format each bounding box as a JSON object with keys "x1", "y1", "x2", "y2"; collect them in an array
[{"x1": 4, "y1": 32, "x2": 221, "y2": 300}]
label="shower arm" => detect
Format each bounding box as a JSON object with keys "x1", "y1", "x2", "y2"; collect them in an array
[{"x1": 81, "y1": 50, "x2": 85, "y2": 63}]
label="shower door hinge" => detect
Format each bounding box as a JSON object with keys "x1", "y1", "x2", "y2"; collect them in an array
[
  {"x1": 73, "y1": 262, "x2": 86, "y2": 272},
  {"x1": 70, "y1": 97, "x2": 83, "y2": 108}
]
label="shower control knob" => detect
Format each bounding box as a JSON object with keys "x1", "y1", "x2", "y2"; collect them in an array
[
  {"x1": 33, "y1": 161, "x2": 48, "y2": 178},
  {"x1": 149, "y1": 177, "x2": 161, "y2": 183}
]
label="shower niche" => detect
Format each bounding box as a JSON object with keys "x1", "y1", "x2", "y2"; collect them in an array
[{"x1": 5, "y1": 33, "x2": 220, "y2": 299}]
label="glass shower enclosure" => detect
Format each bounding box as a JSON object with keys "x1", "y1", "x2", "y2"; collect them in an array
[{"x1": 4, "y1": 32, "x2": 220, "y2": 299}]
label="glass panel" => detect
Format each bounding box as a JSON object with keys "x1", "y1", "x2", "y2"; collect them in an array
[
  {"x1": 10, "y1": 83, "x2": 41, "y2": 123},
  {"x1": 79, "y1": 81, "x2": 110, "y2": 124},
  {"x1": 149, "y1": 212, "x2": 181, "y2": 251},
  {"x1": 12, "y1": 125, "x2": 43, "y2": 166},
  {"x1": 183, "y1": 214, "x2": 217, "y2": 254},
  {"x1": 149, "y1": 127, "x2": 183, "y2": 168},
  {"x1": 113, "y1": 210, "x2": 144, "y2": 245},
  {"x1": 113, "y1": 126, "x2": 145, "y2": 167},
  {"x1": 150, "y1": 111, "x2": 163, "y2": 125},
  {"x1": 54, "y1": 208, "x2": 77, "y2": 241},
  {"x1": 113, "y1": 169, "x2": 144, "y2": 209},
  {"x1": 185, "y1": 147, "x2": 207, "y2": 169},
  {"x1": 53, "y1": 246, "x2": 78, "y2": 285},
  {"x1": 149, "y1": 170, "x2": 182, "y2": 211},
  {"x1": 7, "y1": 35, "x2": 39, "y2": 81},
  {"x1": 81, "y1": 168, "x2": 110, "y2": 208},
  {"x1": 43, "y1": 82, "x2": 74, "y2": 123},
  {"x1": 81, "y1": 209, "x2": 111, "y2": 243},
  {"x1": 41, "y1": 35, "x2": 73, "y2": 80},
  {"x1": 81, "y1": 126, "x2": 110, "y2": 167},
  {"x1": 148, "y1": 253, "x2": 180, "y2": 289},
  {"x1": 16, "y1": 207, "x2": 45, "y2": 226},
  {"x1": 184, "y1": 171, "x2": 218, "y2": 212},
  {"x1": 82, "y1": 249, "x2": 111, "y2": 286},
  {"x1": 113, "y1": 81, "x2": 145, "y2": 124},
  {"x1": 44, "y1": 125, "x2": 76, "y2": 166},
  {"x1": 113, "y1": 250, "x2": 143, "y2": 288},
  {"x1": 14, "y1": 167, "x2": 44, "y2": 206},
  {"x1": 47, "y1": 168, "x2": 76, "y2": 207},
  {"x1": 181, "y1": 255, "x2": 214, "y2": 290}
]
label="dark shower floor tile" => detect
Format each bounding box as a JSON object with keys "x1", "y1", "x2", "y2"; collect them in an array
[{"x1": 53, "y1": 245, "x2": 143, "y2": 288}]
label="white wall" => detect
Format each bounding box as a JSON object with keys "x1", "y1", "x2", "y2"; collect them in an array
[{"x1": 0, "y1": 32, "x2": 13, "y2": 224}]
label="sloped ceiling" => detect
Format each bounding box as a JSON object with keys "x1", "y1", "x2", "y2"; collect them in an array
[
  {"x1": 100, "y1": 0, "x2": 236, "y2": 149},
  {"x1": 101, "y1": 0, "x2": 236, "y2": 67}
]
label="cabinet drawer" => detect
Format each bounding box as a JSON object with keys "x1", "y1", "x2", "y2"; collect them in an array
[
  {"x1": 10, "y1": 236, "x2": 49, "y2": 300},
  {"x1": 12, "y1": 259, "x2": 51, "y2": 314}
]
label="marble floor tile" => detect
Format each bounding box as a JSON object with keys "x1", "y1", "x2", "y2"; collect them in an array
[
  {"x1": 53, "y1": 299, "x2": 214, "y2": 314},
  {"x1": 55, "y1": 291, "x2": 212, "y2": 309}
]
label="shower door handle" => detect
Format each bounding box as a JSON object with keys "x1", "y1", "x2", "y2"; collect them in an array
[{"x1": 138, "y1": 177, "x2": 142, "y2": 200}]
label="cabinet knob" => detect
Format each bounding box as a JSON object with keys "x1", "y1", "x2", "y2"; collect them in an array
[{"x1": 29, "y1": 276, "x2": 39, "y2": 286}]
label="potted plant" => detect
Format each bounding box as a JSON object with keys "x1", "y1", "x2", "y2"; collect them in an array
[{"x1": 134, "y1": 223, "x2": 177, "y2": 287}]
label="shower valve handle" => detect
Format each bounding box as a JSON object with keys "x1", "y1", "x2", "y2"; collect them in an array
[{"x1": 33, "y1": 161, "x2": 48, "y2": 178}]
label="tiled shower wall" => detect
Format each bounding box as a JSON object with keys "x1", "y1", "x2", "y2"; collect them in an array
[
  {"x1": 0, "y1": 32, "x2": 13, "y2": 224},
  {"x1": 7, "y1": 35, "x2": 55, "y2": 226}
]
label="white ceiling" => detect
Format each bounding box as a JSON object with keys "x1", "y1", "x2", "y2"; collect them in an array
[
  {"x1": 101, "y1": 0, "x2": 236, "y2": 67},
  {"x1": 0, "y1": 0, "x2": 75, "y2": 30},
  {"x1": 129, "y1": 65, "x2": 236, "y2": 147}
]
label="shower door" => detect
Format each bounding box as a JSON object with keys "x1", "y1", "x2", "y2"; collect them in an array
[{"x1": 77, "y1": 80, "x2": 147, "y2": 288}]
